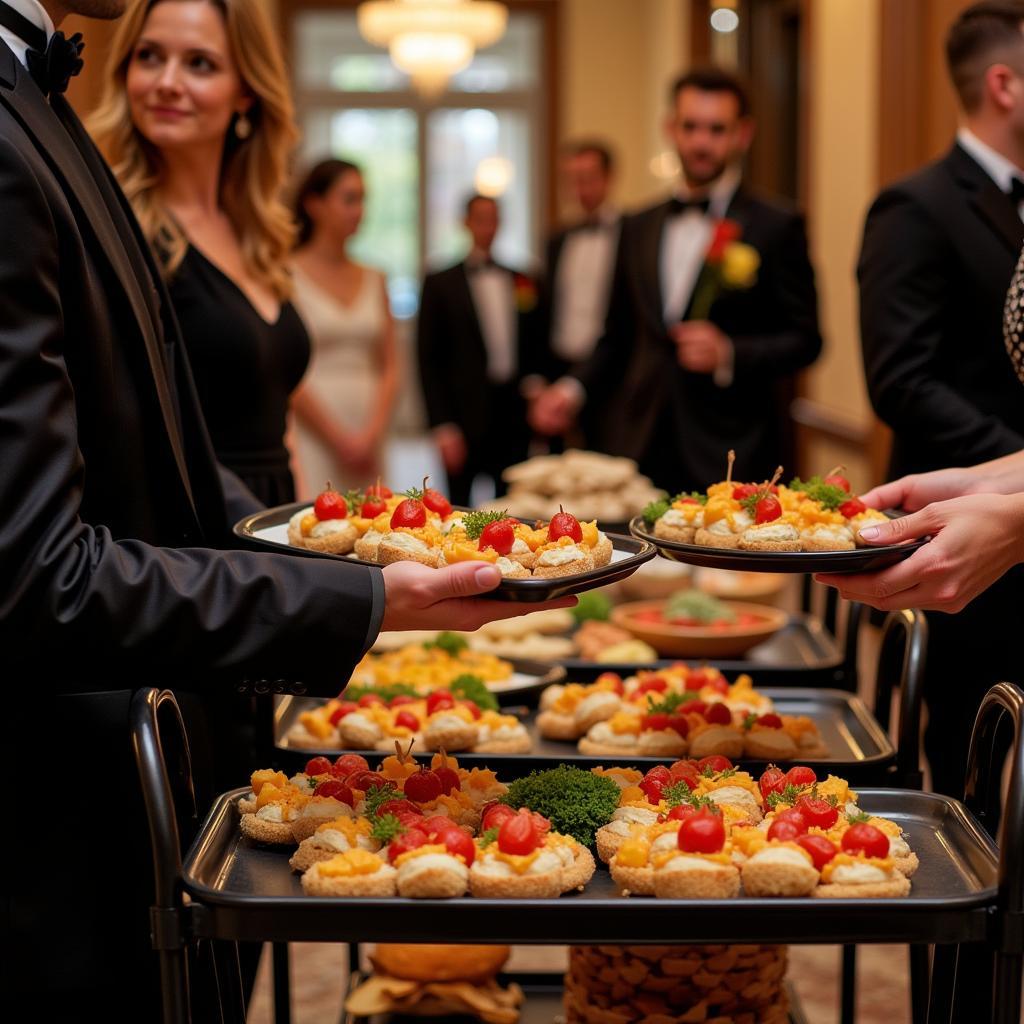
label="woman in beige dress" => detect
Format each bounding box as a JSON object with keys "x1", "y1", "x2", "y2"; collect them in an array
[{"x1": 291, "y1": 159, "x2": 399, "y2": 495}]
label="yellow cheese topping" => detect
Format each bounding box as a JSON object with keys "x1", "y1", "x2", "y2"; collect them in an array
[
  {"x1": 702, "y1": 496, "x2": 740, "y2": 527},
  {"x1": 514, "y1": 524, "x2": 548, "y2": 551},
  {"x1": 592, "y1": 766, "x2": 643, "y2": 786},
  {"x1": 618, "y1": 786, "x2": 647, "y2": 805},
  {"x1": 551, "y1": 683, "x2": 587, "y2": 714},
  {"x1": 580, "y1": 521, "x2": 599, "y2": 547},
  {"x1": 299, "y1": 709, "x2": 335, "y2": 740},
  {"x1": 392, "y1": 843, "x2": 448, "y2": 868},
  {"x1": 442, "y1": 539, "x2": 498, "y2": 563},
  {"x1": 300, "y1": 513, "x2": 318, "y2": 537},
  {"x1": 315, "y1": 816, "x2": 372, "y2": 840},
  {"x1": 616, "y1": 836, "x2": 651, "y2": 868},
  {"x1": 380, "y1": 755, "x2": 420, "y2": 782},
  {"x1": 318, "y1": 849, "x2": 383, "y2": 877},
  {"x1": 250, "y1": 769, "x2": 289, "y2": 796},
  {"x1": 608, "y1": 711, "x2": 642, "y2": 736},
  {"x1": 488, "y1": 848, "x2": 542, "y2": 874},
  {"x1": 652, "y1": 849, "x2": 732, "y2": 869}
]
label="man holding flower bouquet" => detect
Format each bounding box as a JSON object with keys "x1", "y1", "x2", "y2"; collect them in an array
[{"x1": 530, "y1": 67, "x2": 822, "y2": 491}]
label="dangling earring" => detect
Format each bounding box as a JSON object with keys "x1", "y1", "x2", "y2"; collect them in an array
[{"x1": 234, "y1": 112, "x2": 252, "y2": 140}]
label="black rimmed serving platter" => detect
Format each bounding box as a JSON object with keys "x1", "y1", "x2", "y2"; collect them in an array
[
  {"x1": 233, "y1": 503, "x2": 656, "y2": 602},
  {"x1": 628, "y1": 515, "x2": 928, "y2": 574},
  {"x1": 272, "y1": 687, "x2": 895, "y2": 785},
  {"x1": 183, "y1": 788, "x2": 997, "y2": 947}
]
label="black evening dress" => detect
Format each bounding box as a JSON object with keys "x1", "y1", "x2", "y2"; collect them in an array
[{"x1": 168, "y1": 245, "x2": 310, "y2": 505}]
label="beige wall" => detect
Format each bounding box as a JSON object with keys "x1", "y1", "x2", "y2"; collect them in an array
[
  {"x1": 802, "y1": 0, "x2": 880, "y2": 489},
  {"x1": 557, "y1": 0, "x2": 689, "y2": 216}
]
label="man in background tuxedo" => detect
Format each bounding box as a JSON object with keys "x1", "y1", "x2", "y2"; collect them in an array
[
  {"x1": 530, "y1": 68, "x2": 822, "y2": 491},
  {"x1": 0, "y1": 0, "x2": 569, "y2": 1011},
  {"x1": 418, "y1": 193, "x2": 541, "y2": 505},
  {"x1": 539, "y1": 139, "x2": 621, "y2": 450},
  {"x1": 857, "y1": 0, "x2": 1024, "y2": 796}
]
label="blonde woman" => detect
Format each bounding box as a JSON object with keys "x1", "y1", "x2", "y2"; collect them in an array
[
  {"x1": 291, "y1": 158, "x2": 399, "y2": 493},
  {"x1": 90, "y1": 0, "x2": 307, "y2": 504}
]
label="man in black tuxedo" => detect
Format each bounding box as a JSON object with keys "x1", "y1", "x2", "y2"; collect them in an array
[
  {"x1": 530, "y1": 68, "x2": 822, "y2": 491},
  {"x1": 0, "y1": 1, "x2": 569, "y2": 1011},
  {"x1": 538, "y1": 139, "x2": 621, "y2": 450},
  {"x1": 857, "y1": 0, "x2": 1024, "y2": 796},
  {"x1": 417, "y1": 193, "x2": 541, "y2": 505}
]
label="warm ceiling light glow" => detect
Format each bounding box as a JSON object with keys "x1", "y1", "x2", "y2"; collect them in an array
[
  {"x1": 710, "y1": 8, "x2": 740, "y2": 33},
  {"x1": 474, "y1": 156, "x2": 514, "y2": 196},
  {"x1": 358, "y1": 0, "x2": 508, "y2": 94}
]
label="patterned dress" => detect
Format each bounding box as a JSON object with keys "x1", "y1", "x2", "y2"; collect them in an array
[{"x1": 1003, "y1": 246, "x2": 1024, "y2": 385}]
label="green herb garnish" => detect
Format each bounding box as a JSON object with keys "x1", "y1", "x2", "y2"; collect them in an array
[
  {"x1": 741, "y1": 712, "x2": 758, "y2": 731},
  {"x1": 766, "y1": 784, "x2": 804, "y2": 810},
  {"x1": 344, "y1": 488, "x2": 365, "y2": 514},
  {"x1": 788, "y1": 476, "x2": 847, "y2": 511},
  {"x1": 642, "y1": 497, "x2": 670, "y2": 526},
  {"x1": 500, "y1": 765, "x2": 620, "y2": 847},
  {"x1": 478, "y1": 826, "x2": 500, "y2": 847},
  {"x1": 645, "y1": 691, "x2": 690, "y2": 715},
  {"x1": 461, "y1": 508, "x2": 509, "y2": 540},
  {"x1": 664, "y1": 590, "x2": 737, "y2": 625},
  {"x1": 425, "y1": 631, "x2": 469, "y2": 657},
  {"x1": 664, "y1": 781, "x2": 716, "y2": 810},
  {"x1": 846, "y1": 809, "x2": 871, "y2": 825},
  {"x1": 571, "y1": 590, "x2": 613, "y2": 624},
  {"x1": 675, "y1": 491, "x2": 708, "y2": 506},
  {"x1": 449, "y1": 673, "x2": 499, "y2": 712},
  {"x1": 363, "y1": 784, "x2": 400, "y2": 820},
  {"x1": 370, "y1": 814, "x2": 405, "y2": 844}
]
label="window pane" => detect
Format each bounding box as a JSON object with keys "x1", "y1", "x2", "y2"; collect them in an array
[
  {"x1": 298, "y1": 108, "x2": 420, "y2": 319},
  {"x1": 449, "y1": 16, "x2": 541, "y2": 93},
  {"x1": 294, "y1": 11, "x2": 405, "y2": 92},
  {"x1": 425, "y1": 108, "x2": 533, "y2": 271}
]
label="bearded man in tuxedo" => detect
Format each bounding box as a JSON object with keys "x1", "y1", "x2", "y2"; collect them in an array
[
  {"x1": 530, "y1": 67, "x2": 822, "y2": 491},
  {"x1": 0, "y1": 0, "x2": 570, "y2": 1011}
]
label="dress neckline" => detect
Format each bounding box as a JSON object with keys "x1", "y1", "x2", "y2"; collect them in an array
[
  {"x1": 294, "y1": 260, "x2": 374, "y2": 314},
  {"x1": 188, "y1": 243, "x2": 283, "y2": 327}
]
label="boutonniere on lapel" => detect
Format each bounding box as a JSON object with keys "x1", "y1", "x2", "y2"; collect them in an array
[
  {"x1": 513, "y1": 272, "x2": 538, "y2": 313},
  {"x1": 688, "y1": 219, "x2": 761, "y2": 320}
]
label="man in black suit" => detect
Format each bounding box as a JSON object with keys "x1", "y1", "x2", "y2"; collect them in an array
[
  {"x1": 0, "y1": 1, "x2": 569, "y2": 1010},
  {"x1": 417, "y1": 193, "x2": 541, "y2": 505},
  {"x1": 857, "y1": 0, "x2": 1024, "y2": 796},
  {"x1": 530, "y1": 68, "x2": 822, "y2": 491},
  {"x1": 538, "y1": 139, "x2": 621, "y2": 449}
]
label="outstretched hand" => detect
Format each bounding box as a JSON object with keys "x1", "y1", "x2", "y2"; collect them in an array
[
  {"x1": 380, "y1": 560, "x2": 577, "y2": 633},
  {"x1": 815, "y1": 493, "x2": 1024, "y2": 613}
]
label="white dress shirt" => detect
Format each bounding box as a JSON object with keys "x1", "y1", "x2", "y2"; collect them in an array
[
  {"x1": 957, "y1": 127, "x2": 1024, "y2": 222},
  {"x1": 660, "y1": 165, "x2": 741, "y2": 323},
  {"x1": 551, "y1": 207, "x2": 620, "y2": 362},
  {"x1": 0, "y1": 0, "x2": 53, "y2": 66},
  {"x1": 466, "y1": 250, "x2": 517, "y2": 384}
]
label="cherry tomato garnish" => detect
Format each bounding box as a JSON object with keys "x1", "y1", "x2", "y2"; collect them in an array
[
  {"x1": 332, "y1": 753, "x2": 369, "y2": 778},
  {"x1": 388, "y1": 830, "x2": 427, "y2": 862},
  {"x1": 360, "y1": 497, "x2": 387, "y2": 518},
  {"x1": 841, "y1": 823, "x2": 890, "y2": 859},
  {"x1": 669, "y1": 760, "x2": 702, "y2": 788},
  {"x1": 677, "y1": 807, "x2": 726, "y2": 853},
  {"x1": 637, "y1": 676, "x2": 668, "y2": 694},
  {"x1": 795, "y1": 796, "x2": 839, "y2": 830},
  {"x1": 839, "y1": 496, "x2": 867, "y2": 519},
  {"x1": 758, "y1": 766, "x2": 788, "y2": 801},
  {"x1": 641, "y1": 713, "x2": 670, "y2": 732},
  {"x1": 358, "y1": 694, "x2": 385, "y2": 708},
  {"x1": 403, "y1": 770, "x2": 443, "y2": 803},
  {"x1": 683, "y1": 700, "x2": 707, "y2": 717},
  {"x1": 314, "y1": 487, "x2": 348, "y2": 520},
  {"x1": 667, "y1": 715, "x2": 690, "y2": 738},
  {"x1": 548, "y1": 507, "x2": 583, "y2": 542},
  {"x1": 704, "y1": 675, "x2": 730, "y2": 695},
  {"x1": 395, "y1": 710, "x2": 421, "y2": 732},
  {"x1": 329, "y1": 701, "x2": 358, "y2": 725},
  {"x1": 703, "y1": 702, "x2": 732, "y2": 726},
  {"x1": 479, "y1": 519, "x2": 515, "y2": 555},
  {"x1": 754, "y1": 495, "x2": 783, "y2": 524},
  {"x1": 420, "y1": 814, "x2": 461, "y2": 840},
  {"x1": 773, "y1": 808, "x2": 809, "y2": 831},
  {"x1": 481, "y1": 802, "x2": 517, "y2": 831},
  {"x1": 732, "y1": 483, "x2": 760, "y2": 501},
  {"x1": 823, "y1": 473, "x2": 851, "y2": 493},
  {"x1": 348, "y1": 770, "x2": 387, "y2": 793},
  {"x1": 378, "y1": 798, "x2": 421, "y2": 818},
  {"x1": 391, "y1": 498, "x2": 427, "y2": 529},
  {"x1": 697, "y1": 755, "x2": 734, "y2": 774},
  {"x1": 423, "y1": 487, "x2": 453, "y2": 518},
  {"x1": 796, "y1": 833, "x2": 839, "y2": 870},
  {"x1": 645, "y1": 766, "x2": 672, "y2": 785},
  {"x1": 596, "y1": 672, "x2": 624, "y2": 694},
  {"x1": 497, "y1": 809, "x2": 541, "y2": 855},
  {"x1": 459, "y1": 699, "x2": 482, "y2": 721},
  {"x1": 365, "y1": 482, "x2": 393, "y2": 499},
  {"x1": 766, "y1": 819, "x2": 804, "y2": 843},
  {"x1": 665, "y1": 803, "x2": 700, "y2": 822},
  {"x1": 313, "y1": 780, "x2": 354, "y2": 805},
  {"x1": 427, "y1": 691, "x2": 456, "y2": 715},
  {"x1": 304, "y1": 756, "x2": 332, "y2": 776},
  {"x1": 756, "y1": 713, "x2": 784, "y2": 729},
  {"x1": 444, "y1": 828, "x2": 475, "y2": 865},
  {"x1": 639, "y1": 778, "x2": 666, "y2": 804},
  {"x1": 434, "y1": 766, "x2": 461, "y2": 795},
  {"x1": 389, "y1": 694, "x2": 416, "y2": 707},
  {"x1": 785, "y1": 766, "x2": 817, "y2": 789}
]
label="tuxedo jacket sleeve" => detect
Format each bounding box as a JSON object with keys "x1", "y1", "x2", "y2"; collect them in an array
[
  {"x1": 859, "y1": 186, "x2": 1024, "y2": 462},
  {"x1": 0, "y1": 132, "x2": 383, "y2": 695},
  {"x1": 727, "y1": 210, "x2": 821, "y2": 377},
  {"x1": 416, "y1": 270, "x2": 457, "y2": 429}
]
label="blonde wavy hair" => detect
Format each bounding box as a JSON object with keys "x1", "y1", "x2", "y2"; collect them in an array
[{"x1": 89, "y1": 0, "x2": 297, "y2": 299}]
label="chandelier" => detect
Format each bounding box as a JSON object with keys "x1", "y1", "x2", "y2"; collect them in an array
[{"x1": 358, "y1": 0, "x2": 509, "y2": 94}]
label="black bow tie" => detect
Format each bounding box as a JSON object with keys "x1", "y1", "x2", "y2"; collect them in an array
[
  {"x1": 0, "y1": 1, "x2": 84, "y2": 97},
  {"x1": 1010, "y1": 178, "x2": 1024, "y2": 205},
  {"x1": 668, "y1": 195, "x2": 711, "y2": 216}
]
